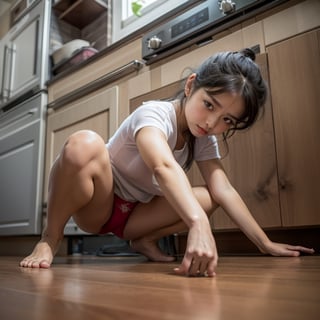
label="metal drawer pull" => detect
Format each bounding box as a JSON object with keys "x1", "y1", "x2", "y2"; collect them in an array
[
  {"x1": 28, "y1": 108, "x2": 38, "y2": 115},
  {"x1": 48, "y1": 60, "x2": 144, "y2": 110},
  {"x1": 1, "y1": 108, "x2": 38, "y2": 128}
]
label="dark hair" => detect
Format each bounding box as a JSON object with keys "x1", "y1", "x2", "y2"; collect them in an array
[{"x1": 176, "y1": 48, "x2": 268, "y2": 170}]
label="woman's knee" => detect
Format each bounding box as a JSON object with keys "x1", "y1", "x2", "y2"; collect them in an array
[
  {"x1": 60, "y1": 130, "x2": 108, "y2": 170},
  {"x1": 193, "y1": 186, "x2": 219, "y2": 215}
]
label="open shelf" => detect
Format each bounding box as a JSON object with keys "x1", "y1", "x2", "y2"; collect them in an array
[{"x1": 53, "y1": 0, "x2": 108, "y2": 29}]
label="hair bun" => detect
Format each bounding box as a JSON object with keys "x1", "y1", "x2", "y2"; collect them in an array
[{"x1": 239, "y1": 48, "x2": 256, "y2": 61}]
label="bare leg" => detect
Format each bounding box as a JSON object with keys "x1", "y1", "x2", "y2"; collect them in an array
[
  {"x1": 129, "y1": 225, "x2": 184, "y2": 262},
  {"x1": 20, "y1": 130, "x2": 114, "y2": 268},
  {"x1": 123, "y1": 187, "x2": 218, "y2": 262}
]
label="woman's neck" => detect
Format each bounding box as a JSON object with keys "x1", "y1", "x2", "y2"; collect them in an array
[
  {"x1": 173, "y1": 99, "x2": 188, "y2": 150},
  {"x1": 173, "y1": 100, "x2": 187, "y2": 131}
]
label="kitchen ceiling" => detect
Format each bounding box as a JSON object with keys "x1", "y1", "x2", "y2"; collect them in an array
[{"x1": 0, "y1": 0, "x2": 15, "y2": 17}]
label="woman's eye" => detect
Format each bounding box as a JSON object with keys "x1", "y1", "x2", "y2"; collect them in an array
[
  {"x1": 204, "y1": 100, "x2": 213, "y2": 110},
  {"x1": 224, "y1": 117, "x2": 235, "y2": 126}
]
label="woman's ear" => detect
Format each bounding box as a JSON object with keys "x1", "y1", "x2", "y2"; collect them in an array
[{"x1": 185, "y1": 73, "x2": 197, "y2": 96}]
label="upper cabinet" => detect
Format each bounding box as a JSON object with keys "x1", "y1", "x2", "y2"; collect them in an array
[
  {"x1": 53, "y1": 0, "x2": 108, "y2": 29},
  {"x1": 0, "y1": 0, "x2": 50, "y2": 107},
  {"x1": 50, "y1": 0, "x2": 111, "y2": 61}
]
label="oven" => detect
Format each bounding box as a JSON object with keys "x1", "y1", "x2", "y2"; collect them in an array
[
  {"x1": 0, "y1": 0, "x2": 51, "y2": 235},
  {"x1": 142, "y1": 0, "x2": 289, "y2": 64}
]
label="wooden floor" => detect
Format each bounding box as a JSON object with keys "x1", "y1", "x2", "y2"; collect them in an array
[{"x1": 0, "y1": 255, "x2": 319, "y2": 320}]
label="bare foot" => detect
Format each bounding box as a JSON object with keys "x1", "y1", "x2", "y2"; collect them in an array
[
  {"x1": 19, "y1": 238, "x2": 60, "y2": 268},
  {"x1": 130, "y1": 238, "x2": 176, "y2": 262}
]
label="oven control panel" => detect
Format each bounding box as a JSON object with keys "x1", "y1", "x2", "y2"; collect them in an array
[
  {"x1": 142, "y1": 0, "x2": 287, "y2": 64},
  {"x1": 171, "y1": 7, "x2": 209, "y2": 39}
]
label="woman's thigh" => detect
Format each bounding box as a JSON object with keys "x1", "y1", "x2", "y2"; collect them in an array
[
  {"x1": 123, "y1": 186, "x2": 218, "y2": 239},
  {"x1": 66, "y1": 131, "x2": 115, "y2": 233}
]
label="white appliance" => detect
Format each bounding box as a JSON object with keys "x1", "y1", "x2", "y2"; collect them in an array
[
  {"x1": 0, "y1": 0, "x2": 51, "y2": 107},
  {"x1": 0, "y1": 0, "x2": 51, "y2": 235},
  {"x1": 0, "y1": 93, "x2": 47, "y2": 235}
]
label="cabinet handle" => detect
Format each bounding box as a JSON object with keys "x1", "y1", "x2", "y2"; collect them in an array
[
  {"x1": 8, "y1": 44, "x2": 15, "y2": 96},
  {"x1": 47, "y1": 107, "x2": 54, "y2": 115},
  {"x1": 47, "y1": 60, "x2": 144, "y2": 110},
  {"x1": 1, "y1": 108, "x2": 38, "y2": 128},
  {"x1": 28, "y1": 108, "x2": 38, "y2": 115},
  {"x1": 1, "y1": 45, "x2": 11, "y2": 99}
]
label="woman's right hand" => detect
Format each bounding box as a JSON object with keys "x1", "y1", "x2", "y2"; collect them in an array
[{"x1": 174, "y1": 223, "x2": 218, "y2": 277}]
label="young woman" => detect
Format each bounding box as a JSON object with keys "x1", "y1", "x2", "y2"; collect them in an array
[{"x1": 20, "y1": 49, "x2": 314, "y2": 276}]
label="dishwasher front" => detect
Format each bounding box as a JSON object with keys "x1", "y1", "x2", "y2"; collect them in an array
[{"x1": 0, "y1": 92, "x2": 47, "y2": 235}]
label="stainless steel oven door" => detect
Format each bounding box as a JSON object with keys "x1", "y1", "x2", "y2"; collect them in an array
[
  {"x1": 0, "y1": 0, "x2": 50, "y2": 106},
  {"x1": 141, "y1": 0, "x2": 289, "y2": 63},
  {"x1": 0, "y1": 92, "x2": 46, "y2": 235}
]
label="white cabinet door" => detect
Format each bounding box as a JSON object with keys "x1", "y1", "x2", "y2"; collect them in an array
[
  {"x1": 0, "y1": 93, "x2": 46, "y2": 235},
  {"x1": 0, "y1": 0, "x2": 50, "y2": 105},
  {"x1": 10, "y1": 18, "x2": 40, "y2": 98}
]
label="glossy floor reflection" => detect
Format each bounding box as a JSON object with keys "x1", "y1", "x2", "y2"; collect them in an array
[{"x1": 0, "y1": 255, "x2": 319, "y2": 320}]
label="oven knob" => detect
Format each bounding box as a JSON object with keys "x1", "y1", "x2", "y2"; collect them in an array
[
  {"x1": 148, "y1": 36, "x2": 162, "y2": 50},
  {"x1": 219, "y1": 0, "x2": 236, "y2": 14}
]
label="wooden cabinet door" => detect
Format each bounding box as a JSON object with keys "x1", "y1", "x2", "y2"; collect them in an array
[
  {"x1": 267, "y1": 29, "x2": 320, "y2": 226},
  {"x1": 212, "y1": 54, "x2": 282, "y2": 230},
  {"x1": 44, "y1": 86, "x2": 118, "y2": 202}
]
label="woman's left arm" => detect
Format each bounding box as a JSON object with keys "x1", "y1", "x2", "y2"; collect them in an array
[{"x1": 197, "y1": 159, "x2": 315, "y2": 256}]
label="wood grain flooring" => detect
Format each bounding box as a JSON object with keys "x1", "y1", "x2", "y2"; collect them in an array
[{"x1": 0, "y1": 255, "x2": 319, "y2": 320}]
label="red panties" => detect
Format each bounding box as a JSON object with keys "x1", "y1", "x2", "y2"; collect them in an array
[{"x1": 99, "y1": 195, "x2": 138, "y2": 238}]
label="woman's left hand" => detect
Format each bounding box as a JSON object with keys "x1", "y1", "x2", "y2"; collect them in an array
[{"x1": 262, "y1": 242, "x2": 315, "y2": 257}]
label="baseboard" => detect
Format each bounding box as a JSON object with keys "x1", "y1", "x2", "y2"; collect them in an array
[
  {"x1": 174, "y1": 227, "x2": 320, "y2": 256},
  {"x1": 0, "y1": 236, "x2": 68, "y2": 257},
  {"x1": 1, "y1": 227, "x2": 318, "y2": 258}
]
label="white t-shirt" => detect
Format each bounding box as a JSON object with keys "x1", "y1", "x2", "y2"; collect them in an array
[{"x1": 106, "y1": 100, "x2": 220, "y2": 203}]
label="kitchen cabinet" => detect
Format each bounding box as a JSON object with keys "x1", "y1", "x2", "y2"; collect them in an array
[
  {"x1": 208, "y1": 30, "x2": 320, "y2": 230},
  {"x1": 0, "y1": 0, "x2": 51, "y2": 236},
  {"x1": 212, "y1": 53, "x2": 281, "y2": 230},
  {"x1": 266, "y1": 29, "x2": 320, "y2": 227},
  {"x1": 53, "y1": 0, "x2": 108, "y2": 29},
  {"x1": 0, "y1": 0, "x2": 50, "y2": 105},
  {"x1": 0, "y1": 93, "x2": 47, "y2": 235},
  {"x1": 44, "y1": 86, "x2": 118, "y2": 234}
]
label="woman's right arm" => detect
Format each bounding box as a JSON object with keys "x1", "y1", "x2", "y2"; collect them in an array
[{"x1": 135, "y1": 126, "x2": 218, "y2": 276}]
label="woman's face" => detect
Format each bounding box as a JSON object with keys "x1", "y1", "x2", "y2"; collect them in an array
[{"x1": 183, "y1": 74, "x2": 245, "y2": 137}]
